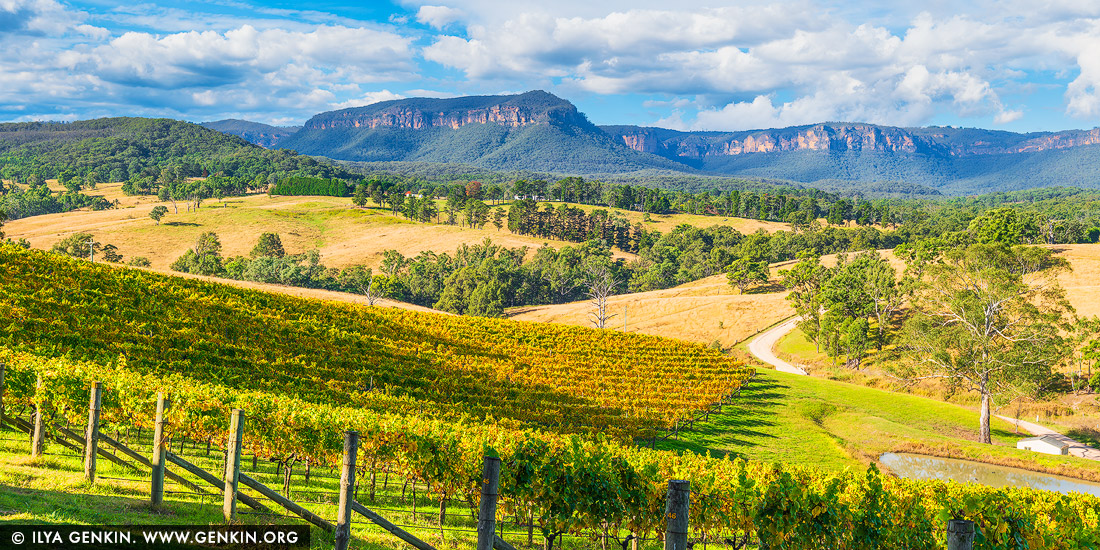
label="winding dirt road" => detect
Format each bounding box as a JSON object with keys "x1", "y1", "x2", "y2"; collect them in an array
[
  {"x1": 747, "y1": 315, "x2": 1100, "y2": 461},
  {"x1": 746, "y1": 316, "x2": 807, "y2": 375}
]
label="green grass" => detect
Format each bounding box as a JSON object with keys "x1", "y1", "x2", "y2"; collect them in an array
[
  {"x1": 660, "y1": 369, "x2": 1100, "y2": 480},
  {"x1": 0, "y1": 426, "x2": 663, "y2": 549},
  {"x1": 774, "y1": 327, "x2": 830, "y2": 365}
]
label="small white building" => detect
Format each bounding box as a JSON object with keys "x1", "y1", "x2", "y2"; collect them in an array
[{"x1": 1017, "y1": 435, "x2": 1069, "y2": 456}]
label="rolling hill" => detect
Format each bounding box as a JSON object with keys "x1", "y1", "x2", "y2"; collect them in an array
[
  {"x1": 0, "y1": 117, "x2": 350, "y2": 185},
  {"x1": 603, "y1": 123, "x2": 1100, "y2": 195},
  {"x1": 277, "y1": 91, "x2": 692, "y2": 173},
  {"x1": 248, "y1": 91, "x2": 1100, "y2": 194},
  {"x1": 2, "y1": 182, "x2": 790, "y2": 272}
]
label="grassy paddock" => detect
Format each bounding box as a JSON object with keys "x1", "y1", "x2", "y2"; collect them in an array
[
  {"x1": 774, "y1": 321, "x2": 1100, "y2": 430},
  {"x1": 660, "y1": 369, "x2": 1100, "y2": 482}
]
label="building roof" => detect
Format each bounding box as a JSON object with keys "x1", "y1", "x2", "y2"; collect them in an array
[{"x1": 1019, "y1": 435, "x2": 1069, "y2": 449}]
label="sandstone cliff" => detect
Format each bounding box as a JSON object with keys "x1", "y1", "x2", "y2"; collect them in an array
[
  {"x1": 302, "y1": 90, "x2": 593, "y2": 132},
  {"x1": 604, "y1": 123, "x2": 1100, "y2": 159}
]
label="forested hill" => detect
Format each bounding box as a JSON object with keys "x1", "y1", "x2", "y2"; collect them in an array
[
  {"x1": 277, "y1": 91, "x2": 688, "y2": 174},
  {"x1": 199, "y1": 119, "x2": 300, "y2": 148},
  {"x1": 264, "y1": 89, "x2": 1100, "y2": 193},
  {"x1": 0, "y1": 117, "x2": 350, "y2": 184},
  {"x1": 601, "y1": 123, "x2": 1100, "y2": 194}
]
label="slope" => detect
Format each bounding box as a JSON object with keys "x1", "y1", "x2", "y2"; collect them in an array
[
  {"x1": 0, "y1": 117, "x2": 350, "y2": 185},
  {"x1": 508, "y1": 272, "x2": 795, "y2": 348},
  {"x1": 3, "y1": 182, "x2": 793, "y2": 272},
  {"x1": 0, "y1": 244, "x2": 752, "y2": 437},
  {"x1": 1, "y1": 183, "x2": 644, "y2": 270},
  {"x1": 200, "y1": 118, "x2": 300, "y2": 148},
  {"x1": 279, "y1": 91, "x2": 687, "y2": 173}
]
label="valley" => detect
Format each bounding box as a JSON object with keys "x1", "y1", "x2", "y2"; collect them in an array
[
  {"x1": 6, "y1": 2, "x2": 1100, "y2": 547},
  {"x1": 3, "y1": 96, "x2": 1100, "y2": 550}
]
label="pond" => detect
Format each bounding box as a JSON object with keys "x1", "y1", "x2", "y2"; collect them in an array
[{"x1": 879, "y1": 452, "x2": 1100, "y2": 497}]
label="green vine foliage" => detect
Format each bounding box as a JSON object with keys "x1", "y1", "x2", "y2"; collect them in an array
[{"x1": 1, "y1": 244, "x2": 1099, "y2": 548}]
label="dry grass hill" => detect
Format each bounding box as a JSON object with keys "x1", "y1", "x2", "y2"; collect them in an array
[
  {"x1": 509, "y1": 273, "x2": 794, "y2": 348},
  {"x1": 8, "y1": 184, "x2": 1098, "y2": 345},
  {"x1": 5, "y1": 182, "x2": 788, "y2": 271}
]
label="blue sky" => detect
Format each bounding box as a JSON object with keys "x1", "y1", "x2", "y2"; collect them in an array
[{"x1": 1, "y1": 0, "x2": 1098, "y2": 132}]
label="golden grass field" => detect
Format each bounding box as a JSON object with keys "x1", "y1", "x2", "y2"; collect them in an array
[
  {"x1": 6, "y1": 183, "x2": 674, "y2": 270},
  {"x1": 565, "y1": 201, "x2": 791, "y2": 235},
  {"x1": 8, "y1": 183, "x2": 1099, "y2": 343},
  {"x1": 159, "y1": 267, "x2": 443, "y2": 313},
  {"x1": 508, "y1": 273, "x2": 795, "y2": 348},
  {"x1": 1052, "y1": 244, "x2": 1100, "y2": 319},
  {"x1": 505, "y1": 250, "x2": 901, "y2": 350}
]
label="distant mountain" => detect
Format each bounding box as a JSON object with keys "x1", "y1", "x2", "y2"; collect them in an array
[
  {"x1": 200, "y1": 119, "x2": 300, "y2": 148},
  {"x1": 278, "y1": 91, "x2": 687, "y2": 173},
  {"x1": 0, "y1": 117, "x2": 350, "y2": 184},
  {"x1": 601, "y1": 123, "x2": 1100, "y2": 159},
  {"x1": 271, "y1": 91, "x2": 1100, "y2": 194},
  {"x1": 8, "y1": 93, "x2": 1095, "y2": 196},
  {"x1": 601, "y1": 123, "x2": 1100, "y2": 194}
]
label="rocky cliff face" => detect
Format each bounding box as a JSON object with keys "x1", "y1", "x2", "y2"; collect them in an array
[
  {"x1": 302, "y1": 90, "x2": 593, "y2": 132},
  {"x1": 1004, "y1": 128, "x2": 1100, "y2": 154},
  {"x1": 199, "y1": 119, "x2": 299, "y2": 148},
  {"x1": 607, "y1": 123, "x2": 1100, "y2": 159},
  {"x1": 307, "y1": 105, "x2": 544, "y2": 130}
]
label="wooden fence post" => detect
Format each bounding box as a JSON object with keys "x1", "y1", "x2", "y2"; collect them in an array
[
  {"x1": 150, "y1": 392, "x2": 169, "y2": 506},
  {"x1": 664, "y1": 480, "x2": 690, "y2": 550},
  {"x1": 335, "y1": 431, "x2": 358, "y2": 550},
  {"x1": 947, "y1": 519, "x2": 975, "y2": 550},
  {"x1": 31, "y1": 374, "x2": 46, "y2": 457},
  {"x1": 476, "y1": 455, "x2": 501, "y2": 550},
  {"x1": 84, "y1": 382, "x2": 103, "y2": 482},
  {"x1": 223, "y1": 409, "x2": 245, "y2": 523}
]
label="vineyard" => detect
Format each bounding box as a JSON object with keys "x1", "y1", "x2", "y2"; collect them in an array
[
  {"x1": 3, "y1": 243, "x2": 1100, "y2": 549},
  {"x1": 0, "y1": 245, "x2": 752, "y2": 438}
]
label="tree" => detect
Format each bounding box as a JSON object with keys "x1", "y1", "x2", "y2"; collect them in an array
[
  {"x1": 843, "y1": 317, "x2": 870, "y2": 368},
  {"x1": 726, "y1": 257, "x2": 769, "y2": 294},
  {"x1": 149, "y1": 205, "x2": 168, "y2": 225},
  {"x1": 380, "y1": 250, "x2": 407, "y2": 278},
  {"x1": 465, "y1": 180, "x2": 483, "y2": 200},
  {"x1": 0, "y1": 208, "x2": 6, "y2": 240},
  {"x1": 51, "y1": 232, "x2": 99, "y2": 260},
  {"x1": 492, "y1": 207, "x2": 505, "y2": 231},
  {"x1": 101, "y1": 244, "x2": 123, "y2": 263},
  {"x1": 418, "y1": 199, "x2": 438, "y2": 223},
  {"x1": 897, "y1": 243, "x2": 1072, "y2": 444},
  {"x1": 968, "y1": 208, "x2": 1039, "y2": 245},
  {"x1": 780, "y1": 253, "x2": 830, "y2": 351},
  {"x1": 339, "y1": 265, "x2": 388, "y2": 306},
  {"x1": 464, "y1": 200, "x2": 490, "y2": 228},
  {"x1": 849, "y1": 251, "x2": 904, "y2": 349},
  {"x1": 584, "y1": 258, "x2": 619, "y2": 329},
  {"x1": 158, "y1": 184, "x2": 179, "y2": 213},
  {"x1": 251, "y1": 232, "x2": 285, "y2": 258},
  {"x1": 171, "y1": 232, "x2": 225, "y2": 276},
  {"x1": 353, "y1": 184, "x2": 369, "y2": 207}
]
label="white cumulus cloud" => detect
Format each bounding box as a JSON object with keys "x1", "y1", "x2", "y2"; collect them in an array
[
  {"x1": 330, "y1": 89, "x2": 405, "y2": 109},
  {"x1": 416, "y1": 5, "x2": 465, "y2": 29}
]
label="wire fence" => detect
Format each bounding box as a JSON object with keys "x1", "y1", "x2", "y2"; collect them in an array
[{"x1": 1, "y1": 413, "x2": 767, "y2": 550}]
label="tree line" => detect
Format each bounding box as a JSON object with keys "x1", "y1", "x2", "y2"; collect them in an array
[{"x1": 0, "y1": 118, "x2": 354, "y2": 194}]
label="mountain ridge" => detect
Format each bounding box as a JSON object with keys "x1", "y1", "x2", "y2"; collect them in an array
[
  {"x1": 300, "y1": 90, "x2": 593, "y2": 132},
  {"x1": 600, "y1": 123, "x2": 1100, "y2": 160},
  {"x1": 200, "y1": 119, "x2": 300, "y2": 148},
  {"x1": 277, "y1": 91, "x2": 692, "y2": 174},
  {"x1": 188, "y1": 91, "x2": 1100, "y2": 194}
]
